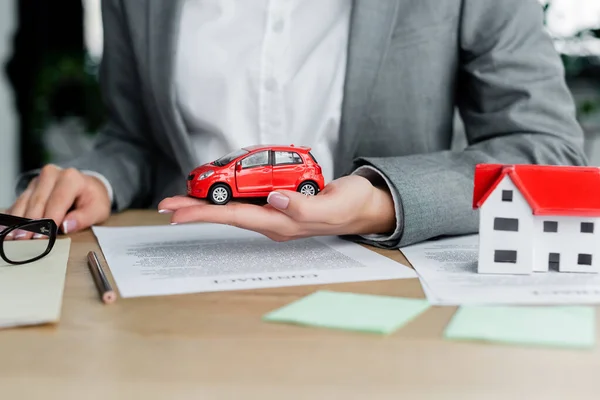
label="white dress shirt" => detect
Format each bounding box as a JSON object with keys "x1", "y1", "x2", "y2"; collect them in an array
[{"x1": 175, "y1": 0, "x2": 351, "y2": 183}]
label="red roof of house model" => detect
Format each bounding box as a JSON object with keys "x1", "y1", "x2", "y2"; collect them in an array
[{"x1": 472, "y1": 164, "x2": 600, "y2": 216}]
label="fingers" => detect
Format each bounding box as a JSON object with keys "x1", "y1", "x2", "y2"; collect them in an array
[
  {"x1": 23, "y1": 165, "x2": 61, "y2": 221},
  {"x1": 4, "y1": 165, "x2": 112, "y2": 238},
  {"x1": 61, "y1": 206, "x2": 102, "y2": 234},
  {"x1": 57, "y1": 174, "x2": 112, "y2": 234},
  {"x1": 158, "y1": 195, "x2": 207, "y2": 212},
  {"x1": 170, "y1": 202, "x2": 293, "y2": 233},
  {"x1": 44, "y1": 168, "x2": 87, "y2": 233},
  {"x1": 7, "y1": 178, "x2": 36, "y2": 217},
  {"x1": 266, "y1": 190, "x2": 336, "y2": 224},
  {"x1": 22, "y1": 166, "x2": 69, "y2": 239},
  {"x1": 10, "y1": 165, "x2": 62, "y2": 239},
  {"x1": 169, "y1": 201, "x2": 334, "y2": 240},
  {"x1": 4, "y1": 183, "x2": 34, "y2": 239},
  {"x1": 167, "y1": 190, "x2": 341, "y2": 239}
]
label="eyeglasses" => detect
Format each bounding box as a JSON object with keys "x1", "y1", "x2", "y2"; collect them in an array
[{"x1": 0, "y1": 213, "x2": 58, "y2": 265}]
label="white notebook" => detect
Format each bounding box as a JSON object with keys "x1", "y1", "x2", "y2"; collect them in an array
[{"x1": 0, "y1": 238, "x2": 70, "y2": 328}]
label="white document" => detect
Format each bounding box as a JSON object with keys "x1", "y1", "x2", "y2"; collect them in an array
[
  {"x1": 92, "y1": 223, "x2": 416, "y2": 298},
  {"x1": 0, "y1": 238, "x2": 70, "y2": 328},
  {"x1": 401, "y1": 234, "x2": 600, "y2": 305}
]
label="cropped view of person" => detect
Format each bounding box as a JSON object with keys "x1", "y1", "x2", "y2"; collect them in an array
[{"x1": 5, "y1": 0, "x2": 587, "y2": 248}]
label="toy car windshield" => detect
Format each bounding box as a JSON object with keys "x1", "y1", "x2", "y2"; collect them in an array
[{"x1": 213, "y1": 149, "x2": 249, "y2": 166}]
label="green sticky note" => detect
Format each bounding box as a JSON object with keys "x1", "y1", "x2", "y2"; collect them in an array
[
  {"x1": 444, "y1": 306, "x2": 596, "y2": 349},
  {"x1": 262, "y1": 290, "x2": 430, "y2": 334}
]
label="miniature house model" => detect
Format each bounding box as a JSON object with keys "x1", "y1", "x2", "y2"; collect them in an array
[{"x1": 472, "y1": 164, "x2": 600, "y2": 275}]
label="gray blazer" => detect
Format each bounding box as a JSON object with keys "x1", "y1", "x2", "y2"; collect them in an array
[{"x1": 58, "y1": 0, "x2": 586, "y2": 248}]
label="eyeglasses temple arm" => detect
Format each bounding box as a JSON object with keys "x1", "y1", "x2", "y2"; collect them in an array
[
  {"x1": 0, "y1": 214, "x2": 31, "y2": 226},
  {"x1": 0, "y1": 215, "x2": 55, "y2": 236}
]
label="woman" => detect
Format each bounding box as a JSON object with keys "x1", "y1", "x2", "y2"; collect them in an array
[{"x1": 6, "y1": 0, "x2": 586, "y2": 248}]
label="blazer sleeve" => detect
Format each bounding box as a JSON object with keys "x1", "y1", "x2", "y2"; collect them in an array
[
  {"x1": 55, "y1": 0, "x2": 156, "y2": 210},
  {"x1": 351, "y1": 0, "x2": 587, "y2": 249}
]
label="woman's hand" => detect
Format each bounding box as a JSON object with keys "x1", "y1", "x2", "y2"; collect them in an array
[
  {"x1": 6, "y1": 164, "x2": 112, "y2": 238},
  {"x1": 157, "y1": 175, "x2": 396, "y2": 241}
]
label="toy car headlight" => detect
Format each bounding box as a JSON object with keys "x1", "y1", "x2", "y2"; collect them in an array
[{"x1": 197, "y1": 170, "x2": 214, "y2": 180}]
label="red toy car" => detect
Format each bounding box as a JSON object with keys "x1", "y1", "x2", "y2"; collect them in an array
[{"x1": 187, "y1": 144, "x2": 325, "y2": 205}]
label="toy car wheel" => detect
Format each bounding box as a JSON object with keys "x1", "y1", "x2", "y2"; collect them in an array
[
  {"x1": 209, "y1": 184, "x2": 231, "y2": 205},
  {"x1": 297, "y1": 181, "x2": 318, "y2": 196}
]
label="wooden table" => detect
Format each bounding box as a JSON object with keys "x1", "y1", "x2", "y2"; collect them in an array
[{"x1": 1, "y1": 210, "x2": 598, "y2": 399}]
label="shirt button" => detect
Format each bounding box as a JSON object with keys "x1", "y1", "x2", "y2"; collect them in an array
[
  {"x1": 265, "y1": 78, "x2": 278, "y2": 91},
  {"x1": 272, "y1": 19, "x2": 284, "y2": 33}
]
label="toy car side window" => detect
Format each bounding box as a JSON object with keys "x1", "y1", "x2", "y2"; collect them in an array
[
  {"x1": 241, "y1": 151, "x2": 269, "y2": 168},
  {"x1": 274, "y1": 151, "x2": 303, "y2": 165}
]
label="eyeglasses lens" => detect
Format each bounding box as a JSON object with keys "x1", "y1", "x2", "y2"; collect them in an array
[{"x1": 2, "y1": 221, "x2": 52, "y2": 263}]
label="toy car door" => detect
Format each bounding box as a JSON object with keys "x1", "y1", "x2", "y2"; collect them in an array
[
  {"x1": 272, "y1": 150, "x2": 305, "y2": 190},
  {"x1": 235, "y1": 150, "x2": 273, "y2": 193}
]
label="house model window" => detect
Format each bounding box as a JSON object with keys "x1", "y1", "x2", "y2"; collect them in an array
[
  {"x1": 494, "y1": 250, "x2": 517, "y2": 263},
  {"x1": 493, "y1": 217, "x2": 518, "y2": 231},
  {"x1": 501, "y1": 190, "x2": 513, "y2": 202},
  {"x1": 472, "y1": 163, "x2": 600, "y2": 275},
  {"x1": 548, "y1": 253, "x2": 560, "y2": 270},
  {"x1": 578, "y1": 254, "x2": 592, "y2": 265},
  {"x1": 543, "y1": 221, "x2": 558, "y2": 232},
  {"x1": 581, "y1": 222, "x2": 594, "y2": 233}
]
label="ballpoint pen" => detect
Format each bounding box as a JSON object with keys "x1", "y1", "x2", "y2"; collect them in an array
[{"x1": 87, "y1": 251, "x2": 116, "y2": 304}]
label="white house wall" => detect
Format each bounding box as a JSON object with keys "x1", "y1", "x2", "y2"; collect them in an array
[
  {"x1": 478, "y1": 175, "x2": 534, "y2": 274},
  {"x1": 533, "y1": 215, "x2": 600, "y2": 273}
]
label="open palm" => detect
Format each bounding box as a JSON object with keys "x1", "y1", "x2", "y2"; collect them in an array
[{"x1": 157, "y1": 175, "x2": 396, "y2": 241}]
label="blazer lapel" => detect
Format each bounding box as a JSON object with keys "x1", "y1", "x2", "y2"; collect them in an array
[
  {"x1": 335, "y1": 0, "x2": 400, "y2": 177},
  {"x1": 147, "y1": 0, "x2": 197, "y2": 176}
]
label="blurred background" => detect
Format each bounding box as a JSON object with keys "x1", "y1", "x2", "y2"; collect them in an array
[{"x1": 0, "y1": 0, "x2": 598, "y2": 209}]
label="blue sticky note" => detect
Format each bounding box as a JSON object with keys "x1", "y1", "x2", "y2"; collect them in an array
[
  {"x1": 444, "y1": 305, "x2": 596, "y2": 349},
  {"x1": 262, "y1": 290, "x2": 430, "y2": 334}
]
